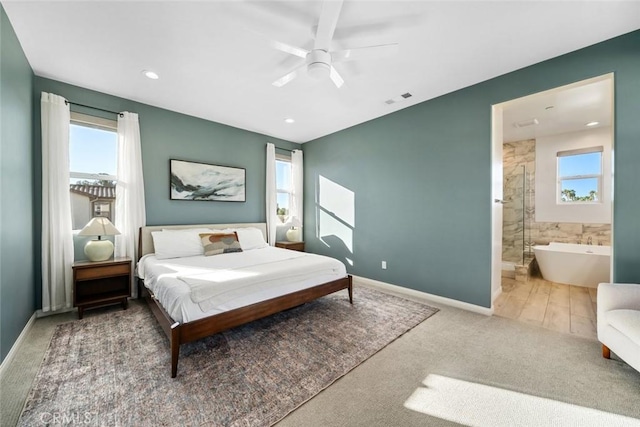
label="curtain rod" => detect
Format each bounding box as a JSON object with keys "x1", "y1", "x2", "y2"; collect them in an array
[
  {"x1": 273, "y1": 146, "x2": 301, "y2": 153},
  {"x1": 65, "y1": 100, "x2": 123, "y2": 118}
]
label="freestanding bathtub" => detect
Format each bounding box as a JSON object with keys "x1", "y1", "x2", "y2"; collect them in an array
[{"x1": 533, "y1": 242, "x2": 610, "y2": 288}]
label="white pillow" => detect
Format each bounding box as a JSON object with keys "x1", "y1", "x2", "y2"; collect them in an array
[
  {"x1": 152, "y1": 228, "x2": 212, "y2": 259},
  {"x1": 161, "y1": 228, "x2": 212, "y2": 232},
  {"x1": 234, "y1": 227, "x2": 268, "y2": 250}
]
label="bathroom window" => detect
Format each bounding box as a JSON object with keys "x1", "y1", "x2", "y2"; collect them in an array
[{"x1": 557, "y1": 147, "x2": 602, "y2": 204}]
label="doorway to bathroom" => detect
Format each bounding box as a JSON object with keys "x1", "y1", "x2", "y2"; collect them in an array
[{"x1": 490, "y1": 74, "x2": 614, "y2": 338}]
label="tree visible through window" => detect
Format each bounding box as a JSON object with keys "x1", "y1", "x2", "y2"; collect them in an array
[
  {"x1": 69, "y1": 113, "x2": 118, "y2": 230},
  {"x1": 557, "y1": 147, "x2": 602, "y2": 203}
]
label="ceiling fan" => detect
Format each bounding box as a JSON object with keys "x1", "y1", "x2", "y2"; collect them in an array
[{"x1": 271, "y1": 0, "x2": 398, "y2": 89}]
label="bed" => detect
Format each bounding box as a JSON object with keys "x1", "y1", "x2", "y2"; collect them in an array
[{"x1": 137, "y1": 223, "x2": 353, "y2": 377}]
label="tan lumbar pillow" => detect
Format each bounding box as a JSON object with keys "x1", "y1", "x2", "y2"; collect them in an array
[{"x1": 199, "y1": 232, "x2": 243, "y2": 256}]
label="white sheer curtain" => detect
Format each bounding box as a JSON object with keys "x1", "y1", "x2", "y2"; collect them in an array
[
  {"x1": 291, "y1": 149, "x2": 304, "y2": 228},
  {"x1": 41, "y1": 92, "x2": 74, "y2": 312},
  {"x1": 115, "y1": 112, "x2": 146, "y2": 297},
  {"x1": 266, "y1": 143, "x2": 278, "y2": 245}
]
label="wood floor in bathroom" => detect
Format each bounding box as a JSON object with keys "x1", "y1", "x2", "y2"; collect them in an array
[{"x1": 494, "y1": 276, "x2": 598, "y2": 340}]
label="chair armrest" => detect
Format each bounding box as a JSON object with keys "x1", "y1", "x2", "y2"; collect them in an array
[{"x1": 597, "y1": 283, "x2": 640, "y2": 314}]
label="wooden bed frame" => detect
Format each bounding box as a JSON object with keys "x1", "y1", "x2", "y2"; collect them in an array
[{"x1": 137, "y1": 223, "x2": 353, "y2": 378}]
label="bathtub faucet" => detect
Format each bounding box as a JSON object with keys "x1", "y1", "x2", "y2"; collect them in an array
[{"x1": 587, "y1": 236, "x2": 593, "y2": 245}]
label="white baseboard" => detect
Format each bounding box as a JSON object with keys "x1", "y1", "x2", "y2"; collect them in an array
[
  {"x1": 36, "y1": 306, "x2": 75, "y2": 318},
  {"x1": 352, "y1": 275, "x2": 493, "y2": 316},
  {"x1": 492, "y1": 286, "x2": 503, "y2": 305},
  {"x1": 0, "y1": 312, "x2": 36, "y2": 378}
]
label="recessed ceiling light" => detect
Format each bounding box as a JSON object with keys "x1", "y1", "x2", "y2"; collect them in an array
[
  {"x1": 284, "y1": 118, "x2": 295, "y2": 124},
  {"x1": 142, "y1": 70, "x2": 159, "y2": 80},
  {"x1": 586, "y1": 121, "x2": 599, "y2": 127}
]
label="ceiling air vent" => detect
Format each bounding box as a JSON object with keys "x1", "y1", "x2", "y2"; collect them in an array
[
  {"x1": 385, "y1": 92, "x2": 413, "y2": 105},
  {"x1": 514, "y1": 118, "x2": 539, "y2": 128}
]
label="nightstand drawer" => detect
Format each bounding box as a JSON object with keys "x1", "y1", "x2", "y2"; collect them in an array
[
  {"x1": 75, "y1": 263, "x2": 130, "y2": 281},
  {"x1": 275, "y1": 241, "x2": 305, "y2": 252}
]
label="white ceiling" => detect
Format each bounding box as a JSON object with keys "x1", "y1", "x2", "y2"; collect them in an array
[
  {"x1": 4, "y1": 1, "x2": 639, "y2": 143},
  {"x1": 502, "y1": 77, "x2": 612, "y2": 143}
]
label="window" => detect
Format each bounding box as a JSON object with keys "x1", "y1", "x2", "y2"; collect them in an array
[
  {"x1": 93, "y1": 201, "x2": 111, "y2": 218},
  {"x1": 535, "y1": 129, "x2": 611, "y2": 224},
  {"x1": 276, "y1": 155, "x2": 292, "y2": 223},
  {"x1": 69, "y1": 113, "x2": 117, "y2": 230},
  {"x1": 557, "y1": 147, "x2": 602, "y2": 203}
]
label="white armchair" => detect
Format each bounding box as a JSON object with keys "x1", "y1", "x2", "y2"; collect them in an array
[{"x1": 597, "y1": 283, "x2": 640, "y2": 373}]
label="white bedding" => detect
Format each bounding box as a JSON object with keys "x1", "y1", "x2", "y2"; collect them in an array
[{"x1": 137, "y1": 246, "x2": 347, "y2": 323}]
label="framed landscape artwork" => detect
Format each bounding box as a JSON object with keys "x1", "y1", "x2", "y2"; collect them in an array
[{"x1": 170, "y1": 159, "x2": 246, "y2": 202}]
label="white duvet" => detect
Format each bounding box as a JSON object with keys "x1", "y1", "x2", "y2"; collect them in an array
[{"x1": 137, "y1": 247, "x2": 347, "y2": 323}]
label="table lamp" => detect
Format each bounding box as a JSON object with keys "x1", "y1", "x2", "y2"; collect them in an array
[
  {"x1": 78, "y1": 217, "x2": 121, "y2": 261},
  {"x1": 285, "y1": 216, "x2": 303, "y2": 242}
]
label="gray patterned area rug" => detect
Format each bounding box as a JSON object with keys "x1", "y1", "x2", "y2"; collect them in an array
[{"x1": 19, "y1": 287, "x2": 438, "y2": 427}]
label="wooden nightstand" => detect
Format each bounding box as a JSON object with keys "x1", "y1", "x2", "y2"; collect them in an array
[
  {"x1": 275, "y1": 241, "x2": 305, "y2": 252},
  {"x1": 72, "y1": 257, "x2": 132, "y2": 319}
]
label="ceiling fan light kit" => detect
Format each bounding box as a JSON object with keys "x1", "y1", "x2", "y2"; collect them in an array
[
  {"x1": 307, "y1": 50, "x2": 331, "y2": 79},
  {"x1": 308, "y1": 62, "x2": 330, "y2": 79}
]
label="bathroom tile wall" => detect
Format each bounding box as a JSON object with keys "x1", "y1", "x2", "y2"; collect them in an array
[
  {"x1": 531, "y1": 222, "x2": 611, "y2": 246},
  {"x1": 502, "y1": 139, "x2": 611, "y2": 265},
  {"x1": 503, "y1": 140, "x2": 535, "y2": 264}
]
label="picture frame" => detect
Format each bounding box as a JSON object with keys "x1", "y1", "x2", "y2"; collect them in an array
[{"x1": 170, "y1": 159, "x2": 246, "y2": 202}]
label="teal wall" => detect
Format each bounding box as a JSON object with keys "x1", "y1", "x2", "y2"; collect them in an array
[
  {"x1": 303, "y1": 30, "x2": 640, "y2": 308},
  {"x1": 0, "y1": 5, "x2": 35, "y2": 362},
  {"x1": 32, "y1": 78, "x2": 299, "y2": 308},
  {"x1": 3, "y1": 12, "x2": 637, "y2": 364}
]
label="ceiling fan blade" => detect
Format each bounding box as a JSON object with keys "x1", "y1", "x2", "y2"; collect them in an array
[
  {"x1": 314, "y1": 0, "x2": 344, "y2": 51},
  {"x1": 270, "y1": 40, "x2": 309, "y2": 59},
  {"x1": 332, "y1": 43, "x2": 399, "y2": 62},
  {"x1": 272, "y1": 64, "x2": 305, "y2": 87},
  {"x1": 318, "y1": 14, "x2": 426, "y2": 41},
  {"x1": 329, "y1": 66, "x2": 345, "y2": 88}
]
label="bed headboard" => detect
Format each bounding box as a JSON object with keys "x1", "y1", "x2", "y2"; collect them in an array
[{"x1": 138, "y1": 223, "x2": 268, "y2": 258}]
